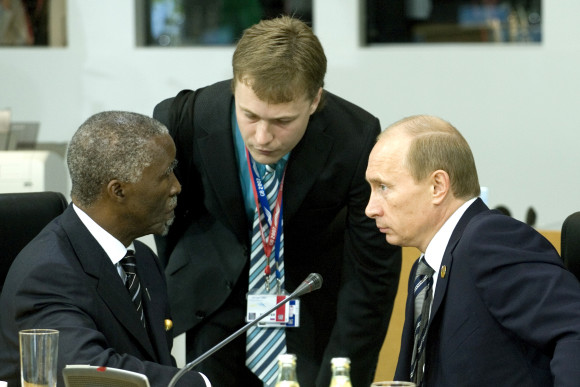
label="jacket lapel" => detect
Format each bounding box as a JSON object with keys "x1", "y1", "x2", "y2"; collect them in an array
[
  {"x1": 135, "y1": 243, "x2": 172, "y2": 364},
  {"x1": 60, "y1": 207, "x2": 158, "y2": 360},
  {"x1": 430, "y1": 198, "x2": 488, "y2": 319},
  {"x1": 197, "y1": 125, "x2": 247, "y2": 235},
  {"x1": 195, "y1": 83, "x2": 248, "y2": 238},
  {"x1": 283, "y1": 112, "x2": 334, "y2": 221}
]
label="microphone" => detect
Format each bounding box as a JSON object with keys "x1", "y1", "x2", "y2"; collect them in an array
[
  {"x1": 289, "y1": 272, "x2": 323, "y2": 298},
  {"x1": 168, "y1": 273, "x2": 323, "y2": 387}
]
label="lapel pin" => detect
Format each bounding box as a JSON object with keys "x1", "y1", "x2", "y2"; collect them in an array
[
  {"x1": 164, "y1": 319, "x2": 173, "y2": 331},
  {"x1": 440, "y1": 265, "x2": 447, "y2": 279}
]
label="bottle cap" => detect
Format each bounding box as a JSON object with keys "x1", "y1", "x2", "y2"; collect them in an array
[
  {"x1": 331, "y1": 357, "x2": 351, "y2": 367},
  {"x1": 278, "y1": 353, "x2": 297, "y2": 363}
]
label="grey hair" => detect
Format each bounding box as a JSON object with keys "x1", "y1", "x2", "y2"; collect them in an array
[{"x1": 67, "y1": 111, "x2": 169, "y2": 207}]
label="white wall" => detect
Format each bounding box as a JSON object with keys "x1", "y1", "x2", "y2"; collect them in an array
[{"x1": 1, "y1": 0, "x2": 579, "y2": 230}]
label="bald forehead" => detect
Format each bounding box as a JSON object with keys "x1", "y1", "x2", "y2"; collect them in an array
[
  {"x1": 381, "y1": 115, "x2": 455, "y2": 139},
  {"x1": 377, "y1": 124, "x2": 410, "y2": 147},
  {"x1": 371, "y1": 129, "x2": 411, "y2": 167}
]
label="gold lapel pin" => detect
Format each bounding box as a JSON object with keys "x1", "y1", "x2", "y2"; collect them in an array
[
  {"x1": 164, "y1": 319, "x2": 173, "y2": 331},
  {"x1": 440, "y1": 265, "x2": 447, "y2": 279}
]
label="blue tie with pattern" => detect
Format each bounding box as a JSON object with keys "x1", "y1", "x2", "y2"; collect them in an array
[
  {"x1": 410, "y1": 256, "x2": 435, "y2": 386},
  {"x1": 246, "y1": 164, "x2": 287, "y2": 386}
]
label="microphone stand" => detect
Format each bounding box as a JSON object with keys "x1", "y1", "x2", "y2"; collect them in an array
[{"x1": 168, "y1": 273, "x2": 322, "y2": 387}]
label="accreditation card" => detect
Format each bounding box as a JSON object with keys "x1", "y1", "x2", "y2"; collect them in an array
[{"x1": 246, "y1": 294, "x2": 300, "y2": 327}]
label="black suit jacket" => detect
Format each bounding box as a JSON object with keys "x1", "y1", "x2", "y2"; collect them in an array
[
  {"x1": 0, "y1": 206, "x2": 207, "y2": 387},
  {"x1": 395, "y1": 199, "x2": 580, "y2": 386},
  {"x1": 153, "y1": 80, "x2": 401, "y2": 386}
]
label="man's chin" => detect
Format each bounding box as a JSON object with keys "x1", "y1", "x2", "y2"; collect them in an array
[
  {"x1": 385, "y1": 235, "x2": 401, "y2": 247},
  {"x1": 154, "y1": 217, "x2": 175, "y2": 237},
  {"x1": 163, "y1": 217, "x2": 176, "y2": 236},
  {"x1": 248, "y1": 150, "x2": 281, "y2": 165}
]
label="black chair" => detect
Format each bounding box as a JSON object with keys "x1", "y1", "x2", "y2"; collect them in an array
[
  {"x1": 561, "y1": 211, "x2": 580, "y2": 282},
  {"x1": 0, "y1": 191, "x2": 68, "y2": 294}
]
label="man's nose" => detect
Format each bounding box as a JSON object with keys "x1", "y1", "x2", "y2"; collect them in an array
[
  {"x1": 254, "y1": 121, "x2": 273, "y2": 145},
  {"x1": 365, "y1": 192, "x2": 380, "y2": 219},
  {"x1": 171, "y1": 173, "x2": 182, "y2": 195}
]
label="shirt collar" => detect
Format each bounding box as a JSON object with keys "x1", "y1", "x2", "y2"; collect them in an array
[
  {"x1": 72, "y1": 204, "x2": 134, "y2": 265},
  {"x1": 424, "y1": 197, "x2": 477, "y2": 289}
]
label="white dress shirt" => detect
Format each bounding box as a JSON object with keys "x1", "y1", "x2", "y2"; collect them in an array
[
  {"x1": 72, "y1": 204, "x2": 132, "y2": 282},
  {"x1": 424, "y1": 197, "x2": 477, "y2": 306}
]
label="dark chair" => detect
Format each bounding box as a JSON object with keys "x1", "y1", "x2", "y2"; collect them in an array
[
  {"x1": 0, "y1": 191, "x2": 68, "y2": 294},
  {"x1": 561, "y1": 211, "x2": 580, "y2": 282}
]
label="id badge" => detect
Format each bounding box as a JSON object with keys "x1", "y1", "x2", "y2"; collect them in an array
[
  {"x1": 246, "y1": 294, "x2": 289, "y2": 324},
  {"x1": 246, "y1": 294, "x2": 301, "y2": 328}
]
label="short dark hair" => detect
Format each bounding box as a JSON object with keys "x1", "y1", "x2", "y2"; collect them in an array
[{"x1": 67, "y1": 111, "x2": 168, "y2": 207}]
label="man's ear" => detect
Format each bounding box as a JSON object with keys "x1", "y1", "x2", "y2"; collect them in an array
[
  {"x1": 431, "y1": 170, "x2": 450, "y2": 205},
  {"x1": 309, "y1": 87, "x2": 323, "y2": 115},
  {"x1": 107, "y1": 180, "x2": 126, "y2": 202}
]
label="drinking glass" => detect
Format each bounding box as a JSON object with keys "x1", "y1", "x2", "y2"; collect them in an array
[{"x1": 19, "y1": 329, "x2": 59, "y2": 387}]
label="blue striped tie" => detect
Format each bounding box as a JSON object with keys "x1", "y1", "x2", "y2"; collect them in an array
[
  {"x1": 410, "y1": 256, "x2": 434, "y2": 386},
  {"x1": 246, "y1": 165, "x2": 287, "y2": 386}
]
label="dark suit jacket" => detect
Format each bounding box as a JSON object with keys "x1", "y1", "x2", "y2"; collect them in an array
[
  {"x1": 0, "y1": 206, "x2": 207, "y2": 387},
  {"x1": 395, "y1": 198, "x2": 580, "y2": 386},
  {"x1": 153, "y1": 80, "x2": 401, "y2": 386}
]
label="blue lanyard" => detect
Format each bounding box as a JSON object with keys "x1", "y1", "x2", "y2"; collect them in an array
[{"x1": 246, "y1": 149, "x2": 285, "y2": 284}]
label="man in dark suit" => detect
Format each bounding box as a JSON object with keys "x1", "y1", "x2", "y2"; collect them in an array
[
  {"x1": 0, "y1": 111, "x2": 210, "y2": 387},
  {"x1": 365, "y1": 114, "x2": 580, "y2": 386},
  {"x1": 152, "y1": 16, "x2": 401, "y2": 387}
]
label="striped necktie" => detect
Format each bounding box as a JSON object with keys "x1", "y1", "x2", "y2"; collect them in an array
[
  {"x1": 246, "y1": 164, "x2": 287, "y2": 386},
  {"x1": 121, "y1": 250, "x2": 145, "y2": 327},
  {"x1": 410, "y1": 256, "x2": 435, "y2": 386}
]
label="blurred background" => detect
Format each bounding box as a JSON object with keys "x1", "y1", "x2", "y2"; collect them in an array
[{"x1": 0, "y1": 0, "x2": 577, "y2": 231}]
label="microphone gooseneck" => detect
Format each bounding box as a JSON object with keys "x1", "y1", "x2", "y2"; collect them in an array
[{"x1": 167, "y1": 273, "x2": 323, "y2": 387}]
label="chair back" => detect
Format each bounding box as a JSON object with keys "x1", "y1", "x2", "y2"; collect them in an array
[
  {"x1": 561, "y1": 211, "x2": 580, "y2": 282},
  {"x1": 0, "y1": 191, "x2": 68, "y2": 293}
]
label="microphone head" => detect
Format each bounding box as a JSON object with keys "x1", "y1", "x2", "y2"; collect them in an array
[
  {"x1": 306, "y1": 273, "x2": 323, "y2": 291},
  {"x1": 291, "y1": 273, "x2": 323, "y2": 298}
]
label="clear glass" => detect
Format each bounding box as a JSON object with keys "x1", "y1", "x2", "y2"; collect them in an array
[{"x1": 19, "y1": 329, "x2": 59, "y2": 387}]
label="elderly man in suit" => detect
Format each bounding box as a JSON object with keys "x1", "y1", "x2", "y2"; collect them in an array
[
  {"x1": 366, "y1": 114, "x2": 580, "y2": 387},
  {"x1": 0, "y1": 111, "x2": 210, "y2": 386}
]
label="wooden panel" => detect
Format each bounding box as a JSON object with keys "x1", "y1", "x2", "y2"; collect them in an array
[
  {"x1": 373, "y1": 246, "x2": 420, "y2": 381},
  {"x1": 373, "y1": 230, "x2": 560, "y2": 381}
]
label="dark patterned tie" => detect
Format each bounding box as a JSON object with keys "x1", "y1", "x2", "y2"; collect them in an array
[
  {"x1": 120, "y1": 250, "x2": 145, "y2": 327},
  {"x1": 410, "y1": 256, "x2": 435, "y2": 386},
  {"x1": 246, "y1": 164, "x2": 287, "y2": 386}
]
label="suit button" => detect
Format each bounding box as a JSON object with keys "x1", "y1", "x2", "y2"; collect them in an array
[
  {"x1": 226, "y1": 281, "x2": 233, "y2": 290},
  {"x1": 195, "y1": 311, "x2": 205, "y2": 319}
]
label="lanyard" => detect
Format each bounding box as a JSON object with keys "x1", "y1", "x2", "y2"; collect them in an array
[{"x1": 246, "y1": 148, "x2": 286, "y2": 288}]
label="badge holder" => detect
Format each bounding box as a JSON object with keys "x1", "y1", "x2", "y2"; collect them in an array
[{"x1": 246, "y1": 288, "x2": 300, "y2": 328}]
